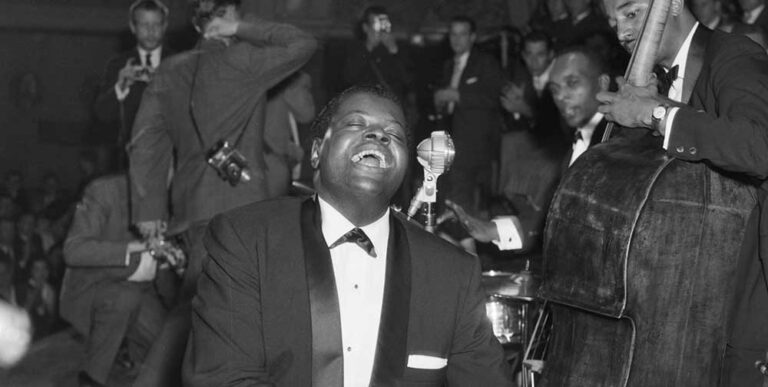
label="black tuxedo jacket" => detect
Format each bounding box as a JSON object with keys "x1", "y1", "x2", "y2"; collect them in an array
[
  {"x1": 92, "y1": 47, "x2": 173, "y2": 147},
  {"x1": 183, "y1": 197, "x2": 511, "y2": 387},
  {"x1": 561, "y1": 118, "x2": 608, "y2": 173},
  {"x1": 662, "y1": 27, "x2": 768, "y2": 385}
]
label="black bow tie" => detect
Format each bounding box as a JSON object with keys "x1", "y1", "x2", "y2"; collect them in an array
[
  {"x1": 656, "y1": 65, "x2": 679, "y2": 96},
  {"x1": 329, "y1": 228, "x2": 377, "y2": 258}
]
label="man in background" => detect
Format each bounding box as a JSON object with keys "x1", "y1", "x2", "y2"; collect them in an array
[
  {"x1": 60, "y1": 174, "x2": 166, "y2": 387},
  {"x1": 93, "y1": 0, "x2": 171, "y2": 170},
  {"x1": 129, "y1": 0, "x2": 316, "y2": 384},
  {"x1": 434, "y1": 16, "x2": 505, "y2": 250}
]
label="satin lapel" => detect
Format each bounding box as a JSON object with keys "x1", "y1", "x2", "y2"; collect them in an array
[
  {"x1": 370, "y1": 215, "x2": 412, "y2": 386},
  {"x1": 682, "y1": 26, "x2": 712, "y2": 104},
  {"x1": 459, "y1": 50, "x2": 476, "y2": 87},
  {"x1": 300, "y1": 198, "x2": 343, "y2": 387},
  {"x1": 590, "y1": 119, "x2": 608, "y2": 147}
]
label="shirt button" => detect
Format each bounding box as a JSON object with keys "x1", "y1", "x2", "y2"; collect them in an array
[
  {"x1": 689, "y1": 147, "x2": 697, "y2": 155},
  {"x1": 347, "y1": 346, "x2": 352, "y2": 352},
  {"x1": 675, "y1": 146, "x2": 685, "y2": 153},
  {"x1": 354, "y1": 284, "x2": 359, "y2": 289}
]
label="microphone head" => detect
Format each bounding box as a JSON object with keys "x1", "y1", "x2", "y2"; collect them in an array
[{"x1": 416, "y1": 131, "x2": 455, "y2": 174}]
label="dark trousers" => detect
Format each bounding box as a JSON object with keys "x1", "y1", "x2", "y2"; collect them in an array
[
  {"x1": 85, "y1": 281, "x2": 165, "y2": 384},
  {"x1": 132, "y1": 221, "x2": 208, "y2": 387},
  {"x1": 722, "y1": 206, "x2": 768, "y2": 387}
]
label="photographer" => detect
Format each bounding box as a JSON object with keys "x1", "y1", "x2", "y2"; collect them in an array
[
  {"x1": 341, "y1": 6, "x2": 413, "y2": 103},
  {"x1": 128, "y1": 0, "x2": 317, "y2": 384},
  {"x1": 93, "y1": 0, "x2": 172, "y2": 171},
  {"x1": 60, "y1": 174, "x2": 168, "y2": 387}
]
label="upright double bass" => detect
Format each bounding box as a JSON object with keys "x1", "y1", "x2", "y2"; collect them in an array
[{"x1": 539, "y1": 0, "x2": 757, "y2": 385}]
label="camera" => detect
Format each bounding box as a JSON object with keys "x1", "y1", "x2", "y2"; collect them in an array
[
  {"x1": 372, "y1": 14, "x2": 391, "y2": 33},
  {"x1": 206, "y1": 140, "x2": 252, "y2": 186}
]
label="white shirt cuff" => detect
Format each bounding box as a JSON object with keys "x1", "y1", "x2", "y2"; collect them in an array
[
  {"x1": 662, "y1": 107, "x2": 679, "y2": 150},
  {"x1": 491, "y1": 217, "x2": 523, "y2": 251},
  {"x1": 114, "y1": 82, "x2": 130, "y2": 101}
]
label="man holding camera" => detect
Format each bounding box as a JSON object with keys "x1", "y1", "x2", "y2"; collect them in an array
[
  {"x1": 128, "y1": 0, "x2": 317, "y2": 384},
  {"x1": 93, "y1": 0, "x2": 171, "y2": 170},
  {"x1": 60, "y1": 174, "x2": 168, "y2": 387}
]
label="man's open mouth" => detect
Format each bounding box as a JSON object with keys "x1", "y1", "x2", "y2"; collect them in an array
[{"x1": 351, "y1": 149, "x2": 389, "y2": 168}]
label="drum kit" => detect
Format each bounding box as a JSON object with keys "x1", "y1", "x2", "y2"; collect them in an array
[{"x1": 481, "y1": 260, "x2": 549, "y2": 387}]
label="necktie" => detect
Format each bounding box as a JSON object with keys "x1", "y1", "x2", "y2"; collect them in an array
[
  {"x1": 447, "y1": 58, "x2": 463, "y2": 114},
  {"x1": 656, "y1": 64, "x2": 678, "y2": 96},
  {"x1": 573, "y1": 129, "x2": 583, "y2": 144},
  {"x1": 329, "y1": 228, "x2": 377, "y2": 258},
  {"x1": 145, "y1": 52, "x2": 153, "y2": 68}
]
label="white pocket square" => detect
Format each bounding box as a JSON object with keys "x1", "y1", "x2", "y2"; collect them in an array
[
  {"x1": 407, "y1": 354, "x2": 447, "y2": 370},
  {"x1": 465, "y1": 77, "x2": 478, "y2": 85}
]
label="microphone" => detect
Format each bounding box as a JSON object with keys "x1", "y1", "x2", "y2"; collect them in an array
[{"x1": 407, "y1": 131, "x2": 455, "y2": 227}]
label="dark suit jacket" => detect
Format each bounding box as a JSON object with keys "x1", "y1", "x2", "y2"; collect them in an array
[
  {"x1": 92, "y1": 47, "x2": 173, "y2": 147},
  {"x1": 183, "y1": 197, "x2": 512, "y2": 387},
  {"x1": 440, "y1": 49, "x2": 505, "y2": 169},
  {"x1": 129, "y1": 17, "x2": 317, "y2": 231},
  {"x1": 562, "y1": 118, "x2": 609, "y2": 172},
  {"x1": 59, "y1": 175, "x2": 142, "y2": 335},
  {"x1": 663, "y1": 26, "x2": 768, "y2": 383}
]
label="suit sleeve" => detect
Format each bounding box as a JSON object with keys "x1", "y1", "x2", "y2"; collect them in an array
[
  {"x1": 128, "y1": 74, "x2": 173, "y2": 223},
  {"x1": 92, "y1": 55, "x2": 126, "y2": 124},
  {"x1": 446, "y1": 256, "x2": 513, "y2": 385},
  {"x1": 230, "y1": 16, "x2": 317, "y2": 92},
  {"x1": 63, "y1": 181, "x2": 129, "y2": 269},
  {"x1": 666, "y1": 40, "x2": 768, "y2": 180},
  {"x1": 183, "y1": 215, "x2": 272, "y2": 387},
  {"x1": 458, "y1": 55, "x2": 505, "y2": 110}
]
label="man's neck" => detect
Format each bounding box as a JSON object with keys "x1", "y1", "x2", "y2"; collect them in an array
[
  {"x1": 317, "y1": 191, "x2": 390, "y2": 227},
  {"x1": 658, "y1": 13, "x2": 697, "y2": 68}
]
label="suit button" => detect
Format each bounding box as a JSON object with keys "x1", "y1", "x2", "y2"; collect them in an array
[
  {"x1": 689, "y1": 147, "x2": 697, "y2": 155},
  {"x1": 675, "y1": 146, "x2": 685, "y2": 153}
]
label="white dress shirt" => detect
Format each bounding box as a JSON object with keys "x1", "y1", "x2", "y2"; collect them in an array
[
  {"x1": 662, "y1": 23, "x2": 698, "y2": 149},
  {"x1": 744, "y1": 4, "x2": 766, "y2": 24},
  {"x1": 318, "y1": 196, "x2": 389, "y2": 387},
  {"x1": 532, "y1": 61, "x2": 554, "y2": 96},
  {"x1": 569, "y1": 112, "x2": 604, "y2": 166},
  {"x1": 115, "y1": 46, "x2": 163, "y2": 101}
]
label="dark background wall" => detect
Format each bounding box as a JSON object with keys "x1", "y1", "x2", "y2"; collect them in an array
[{"x1": 0, "y1": 0, "x2": 535, "y2": 193}]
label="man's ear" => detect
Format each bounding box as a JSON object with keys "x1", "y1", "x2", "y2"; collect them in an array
[
  {"x1": 129, "y1": 21, "x2": 137, "y2": 35},
  {"x1": 598, "y1": 74, "x2": 610, "y2": 92}
]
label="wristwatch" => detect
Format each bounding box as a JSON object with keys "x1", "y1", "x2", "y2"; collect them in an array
[{"x1": 651, "y1": 104, "x2": 668, "y2": 131}]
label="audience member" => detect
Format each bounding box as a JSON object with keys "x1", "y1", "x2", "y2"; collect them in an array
[
  {"x1": 341, "y1": 6, "x2": 413, "y2": 103},
  {"x1": 433, "y1": 15, "x2": 505, "y2": 246},
  {"x1": 1, "y1": 170, "x2": 28, "y2": 212},
  {"x1": 559, "y1": 0, "x2": 613, "y2": 47},
  {"x1": 0, "y1": 195, "x2": 16, "y2": 220},
  {"x1": 0, "y1": 255, "x2": 15, "y2": 305},
  {"x1": 0, "y1": 219, "x2": 15, "y2": 267},
  {"x1": 13, "y1": 213, "x2": 44, "y2": 286},
  {"x1": 17, "y1": 258, "x2": 57, "y2": 340},
  {"x1": 264, "y1": 71, "x2": 315, "y2": 197},
  {"x1": 530, "y1": 0, "x2": 571, "y2": 48},
  {"x1": 183, "y1": 84, "x2": 512, "y2": 386},
  {"x1": 692, "y1": 0, "x2": 749, "y2": 32},
  {"x1": 740, "y1": 0, "x2": 768, "y2": 34},
  {"x1": 60, "y1": 174, "x2": 166, "y2": 387},
  {"x1": 34, "y1": 216, "x2": 55, "y2": 255},
  {"x1": 93, "y1": 0, "x2": 172, "y2": 170},
  {"x1": 129, "y1": 1, "x2": 317, "y2": 384},
  {"x1": 447, "y1": 46, "x2": 611, "y2": 251}
]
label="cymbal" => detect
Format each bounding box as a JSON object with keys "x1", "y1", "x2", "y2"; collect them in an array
[{"x1": 481, "y1": 270, "x2": 539, "y2": 300}]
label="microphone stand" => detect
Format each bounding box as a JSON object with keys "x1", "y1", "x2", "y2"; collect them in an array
[{"x1": 407, "y1": 131, "x2": 455, "y2": 232}]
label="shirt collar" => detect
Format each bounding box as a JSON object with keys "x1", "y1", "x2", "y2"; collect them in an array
[
  {"x1": 577, "y1": 112, "x2": 604, "y2": 144},
  {"x1": 318, "y1": 196, "x2": 390, "y2": 256},
  {"x1": 670, "y1": 22, "x2": 699, "y2": 79},
  {"x1": 137, "y1": 46, "x2": 163, "y2": 67},
  {"x1": 573, "y1": 10, "x2": 591, "y2": 24},
  {"x1": 746, "y1": 4, "x2": 766, "y2": 24}
]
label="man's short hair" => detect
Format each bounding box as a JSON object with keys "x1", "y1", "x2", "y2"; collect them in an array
[
  {"x1": 449, "y1": 15, "x2": 477, "y2": 33},
  {"x1": 129, "y1": 0, "x2": 169, "y2": 24},
  {"x1": 191, "y1": 0, "x2": 242, "y2": 30},
  {"x1": 522, "y1": 31, "x2": 553, "y2": 51},
  {"x1": 556, "y1": 45, "x2": 608, "y2": 77},
  {"x1": 310, "y1": 84, "x2": 412, "y2": 148},
  {"x1": 362, "y1": 5, "x2": 388, "y2": 24}
]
